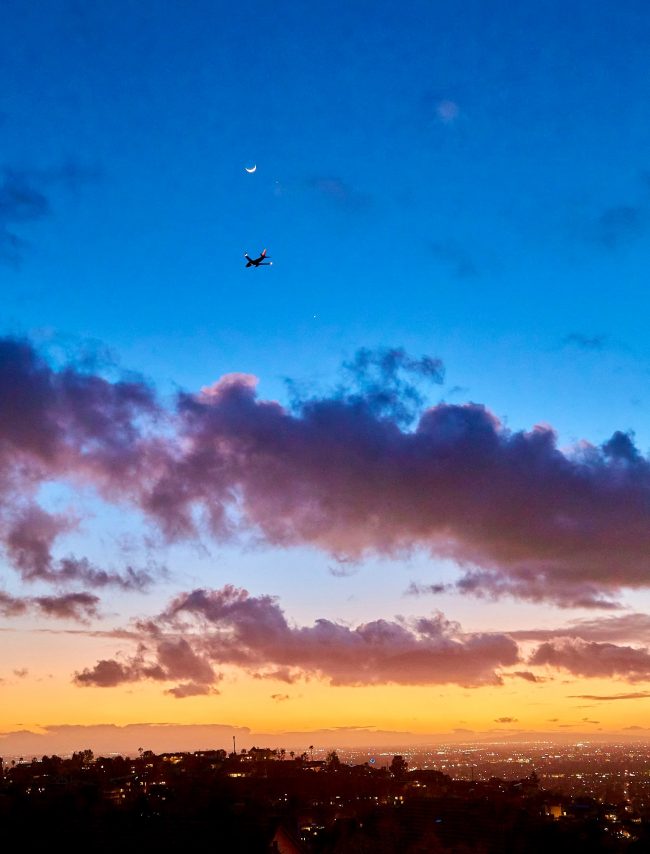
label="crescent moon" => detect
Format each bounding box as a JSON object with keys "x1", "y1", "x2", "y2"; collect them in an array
[{"x1": 245, "y1": 165, "x2": 257, "y2": 173}]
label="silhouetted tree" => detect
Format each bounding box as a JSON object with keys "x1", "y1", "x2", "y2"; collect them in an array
[
  {"x1": 390, "y1": 755, "x2": 408, "y2": 779},
  {"x1": 326, "y1": 750, "x2": 341, "y2": 771}
]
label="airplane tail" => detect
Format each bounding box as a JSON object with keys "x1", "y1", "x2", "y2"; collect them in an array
[{"x1": 261, "y1": 248, "x2": 267, "y2": 257}]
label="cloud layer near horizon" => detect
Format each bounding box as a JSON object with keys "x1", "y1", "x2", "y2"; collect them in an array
[
  {"x1": 3, "y1": 336, "x2": 650, "y2": 611},
  {"x1": 5, "y1": 721, "x2": 630, "y2": 757},
  {"x1": 74, "y1": 585, "x2": 519, "y2": 691}
]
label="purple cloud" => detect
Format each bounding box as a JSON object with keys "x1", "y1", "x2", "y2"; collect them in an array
[
  {"x1": 530, "y1": 638, "x2": 650, "y2": 681},
  {"x1": 140, "y1": 371, "x2": 650, "y2": 608},
  {"x1": 75, "y1": 585, "x2": 519, "y2": 691},
  {"x1": 5, "y1": 337, "x2": 650, "y2": 611},
  {"x1": 0, "y1": 590, "x2": 100, "y2": 621}
]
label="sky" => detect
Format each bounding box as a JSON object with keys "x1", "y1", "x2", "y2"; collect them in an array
[{"x1": 3, "y1": 0, "x2": 650, "y2": 757}]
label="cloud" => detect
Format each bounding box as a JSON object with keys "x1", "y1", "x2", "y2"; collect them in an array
[
  {"x1": 73, "y1": 656, "x2": 162, "y2": 688},
  {"x1": 595, "y1": 204, "x2": 645, "y2": 248},
  {"x1": 430, "y1": 240, "x2": 478, "y2": 278},
  {"x1": 530, "y1": 638, "x2": 650, "y2": 681},
  {"x1": 74, "y1": 638, "x2": 214, "y2": 689},
  {"x1": 405, "y1": 582, "x2": 450, "y2": 596},
  {"x1": 509, "y1": 671, "x2": 542, "y2": 683},
  {"x1": 0, "y1": 164, "x2": 96, "y2": 265},
  {"x1": 0, "y1": 337, "x2": 158, "y2": 591},
  {"x1": 569, "y1": 692, "x2": 650, "y2": 701},
  {"x1": 511, "y1": 613, "x2": 650, "y2": 644},
  {"x1": 75, "y1": 585, "x2": 519, "y2": 691},
  {"x1": 0, "y1": 590, "x2": 100, "y2": 622},
  {"x1": 165, "y1": 681, "x2": 219, "y2": 699},
  {"x1": 560, "y1": 333, "x2": 609, "y2": 351},
  {"x1": 0, "y1": 722, "x2": 645, "y2": 757},
  {"x1": 307, "y1": 176, "x2": 371, "y2": 210},
  {"x1": 146, "y1": 374, "x2": 650, "y2": 607},
  {"x1": 0, "y1": 591, "x2": 28, "y2": 617},
  {"x1": 8, "y1": 338, "x2": 650, "y2": 609},
  {"x1": 436, "y1": 100, "x2": 459, "y2": 124},
  {"x1": 582, "y1": 173, "x2": 650, "y2": 251},
  {"x1": 0, "y1": 723, "x2": 255, "y2": 758},
  {"x1": 328, "y1": 563, "x2": 358, "y2": 578},
  {"x1": 0, "y1": 168, "x2": 49, "y2": 263},
  {"x1": 32, "y1": 592, "x2": 101, "y2": 621},
  {"x1": 338, "y1": 346, "x2": 445, "y2": 425},
  {"x1": 5, "y1": 505, "x2": 154, "y2": 590}
]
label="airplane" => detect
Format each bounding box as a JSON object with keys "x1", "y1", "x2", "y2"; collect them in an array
[{"x1": 244, "y1": 248, "x2": 272, "y2": 267}]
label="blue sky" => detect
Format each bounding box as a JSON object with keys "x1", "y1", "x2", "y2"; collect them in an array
[
  {"x1": 4, "y1": 1, "x2": 650, "y2": 712},
  {"x1": 3, "y1": 1, "x2": 650, "y2": 437}
]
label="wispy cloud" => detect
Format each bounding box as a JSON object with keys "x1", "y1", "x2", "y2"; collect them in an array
[
  {"x1": 436, "y1": 100, "x2": 460, "y2": 125},
  {"x1": 569, "y1": 692, "x2": 650, "y2": 701},
  {"x1": 508, "y1": 671, "x2": 543, "y2": 683},
  {"x1": 510, "y1": 613, "x2": 650, "y2": 644},
  {"x1": 594, "y1": 204, "x2": 645, "y2": 248},
  {"x1": 560, "y1": 332, "x2": 609, "y2": 351},
  {"x1": 405, "y1": 582, "x2": 450, "y2": 596},
  {"x1": 430, "y1": 239, "x2": 478, "y2": 278},
  {"x1": 0, "y1": 163, "x2": 97, "y2": 265},
  {"x1": 307, "y1": 175, "x2": 371, "y2": 210},
  {"x1": 0, "y1": 590, "x2": 100, "y2": 622}
]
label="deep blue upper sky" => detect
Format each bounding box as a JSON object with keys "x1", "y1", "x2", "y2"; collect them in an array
[{"x1": 3, "y1": 0, "x2": 650, "y2": 448}]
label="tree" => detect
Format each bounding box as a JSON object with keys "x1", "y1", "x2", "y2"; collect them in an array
[
  {"x1": 326, "y1": 750, "x2": 341, "y2": 771},
  {"x1": 390, "y1": 755, "x2": 408, "y2": 778}
]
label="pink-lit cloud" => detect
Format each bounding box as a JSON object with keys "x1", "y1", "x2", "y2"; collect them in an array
[
  {"x1": 509, "y1": 671, "x2": 543, "y2": 683},
  {"x1": 165, "y1": 681, "x2": 219, "y2": 699},
  {"x1": 5, "y1": 338, "x2": 650, "y2": 611},
  {"x1": 139, "y1": 370, "x2": 650, "y2": 608},
  {"x1": 530, "y1": 638, "x2": 650, "y2": 681},
  {"x1": 511, "y1": 613, "x2": 650, "y2": 644},
  {"x1": 74, "y1": 585, "x2": 519, "y2": 691},
  {"x1": 74, "y1": 638, "x2": 215, "y2": 692},
  {"x1": 0, "y1": 590, "x2": 100, "y2": 621}
]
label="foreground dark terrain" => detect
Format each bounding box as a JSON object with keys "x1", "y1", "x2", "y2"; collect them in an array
[{"x1": 1, "y1": 747, "x2": 649, "y2": 852}]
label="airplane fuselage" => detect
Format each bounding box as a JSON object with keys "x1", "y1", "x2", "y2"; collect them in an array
[{"x1": 245, "y1": 249, "x2": 271, "y2": 267}]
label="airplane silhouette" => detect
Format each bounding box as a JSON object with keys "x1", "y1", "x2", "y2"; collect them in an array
[{"x1": 244, "y1": 248, "x2": 272, "y2": 267}]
